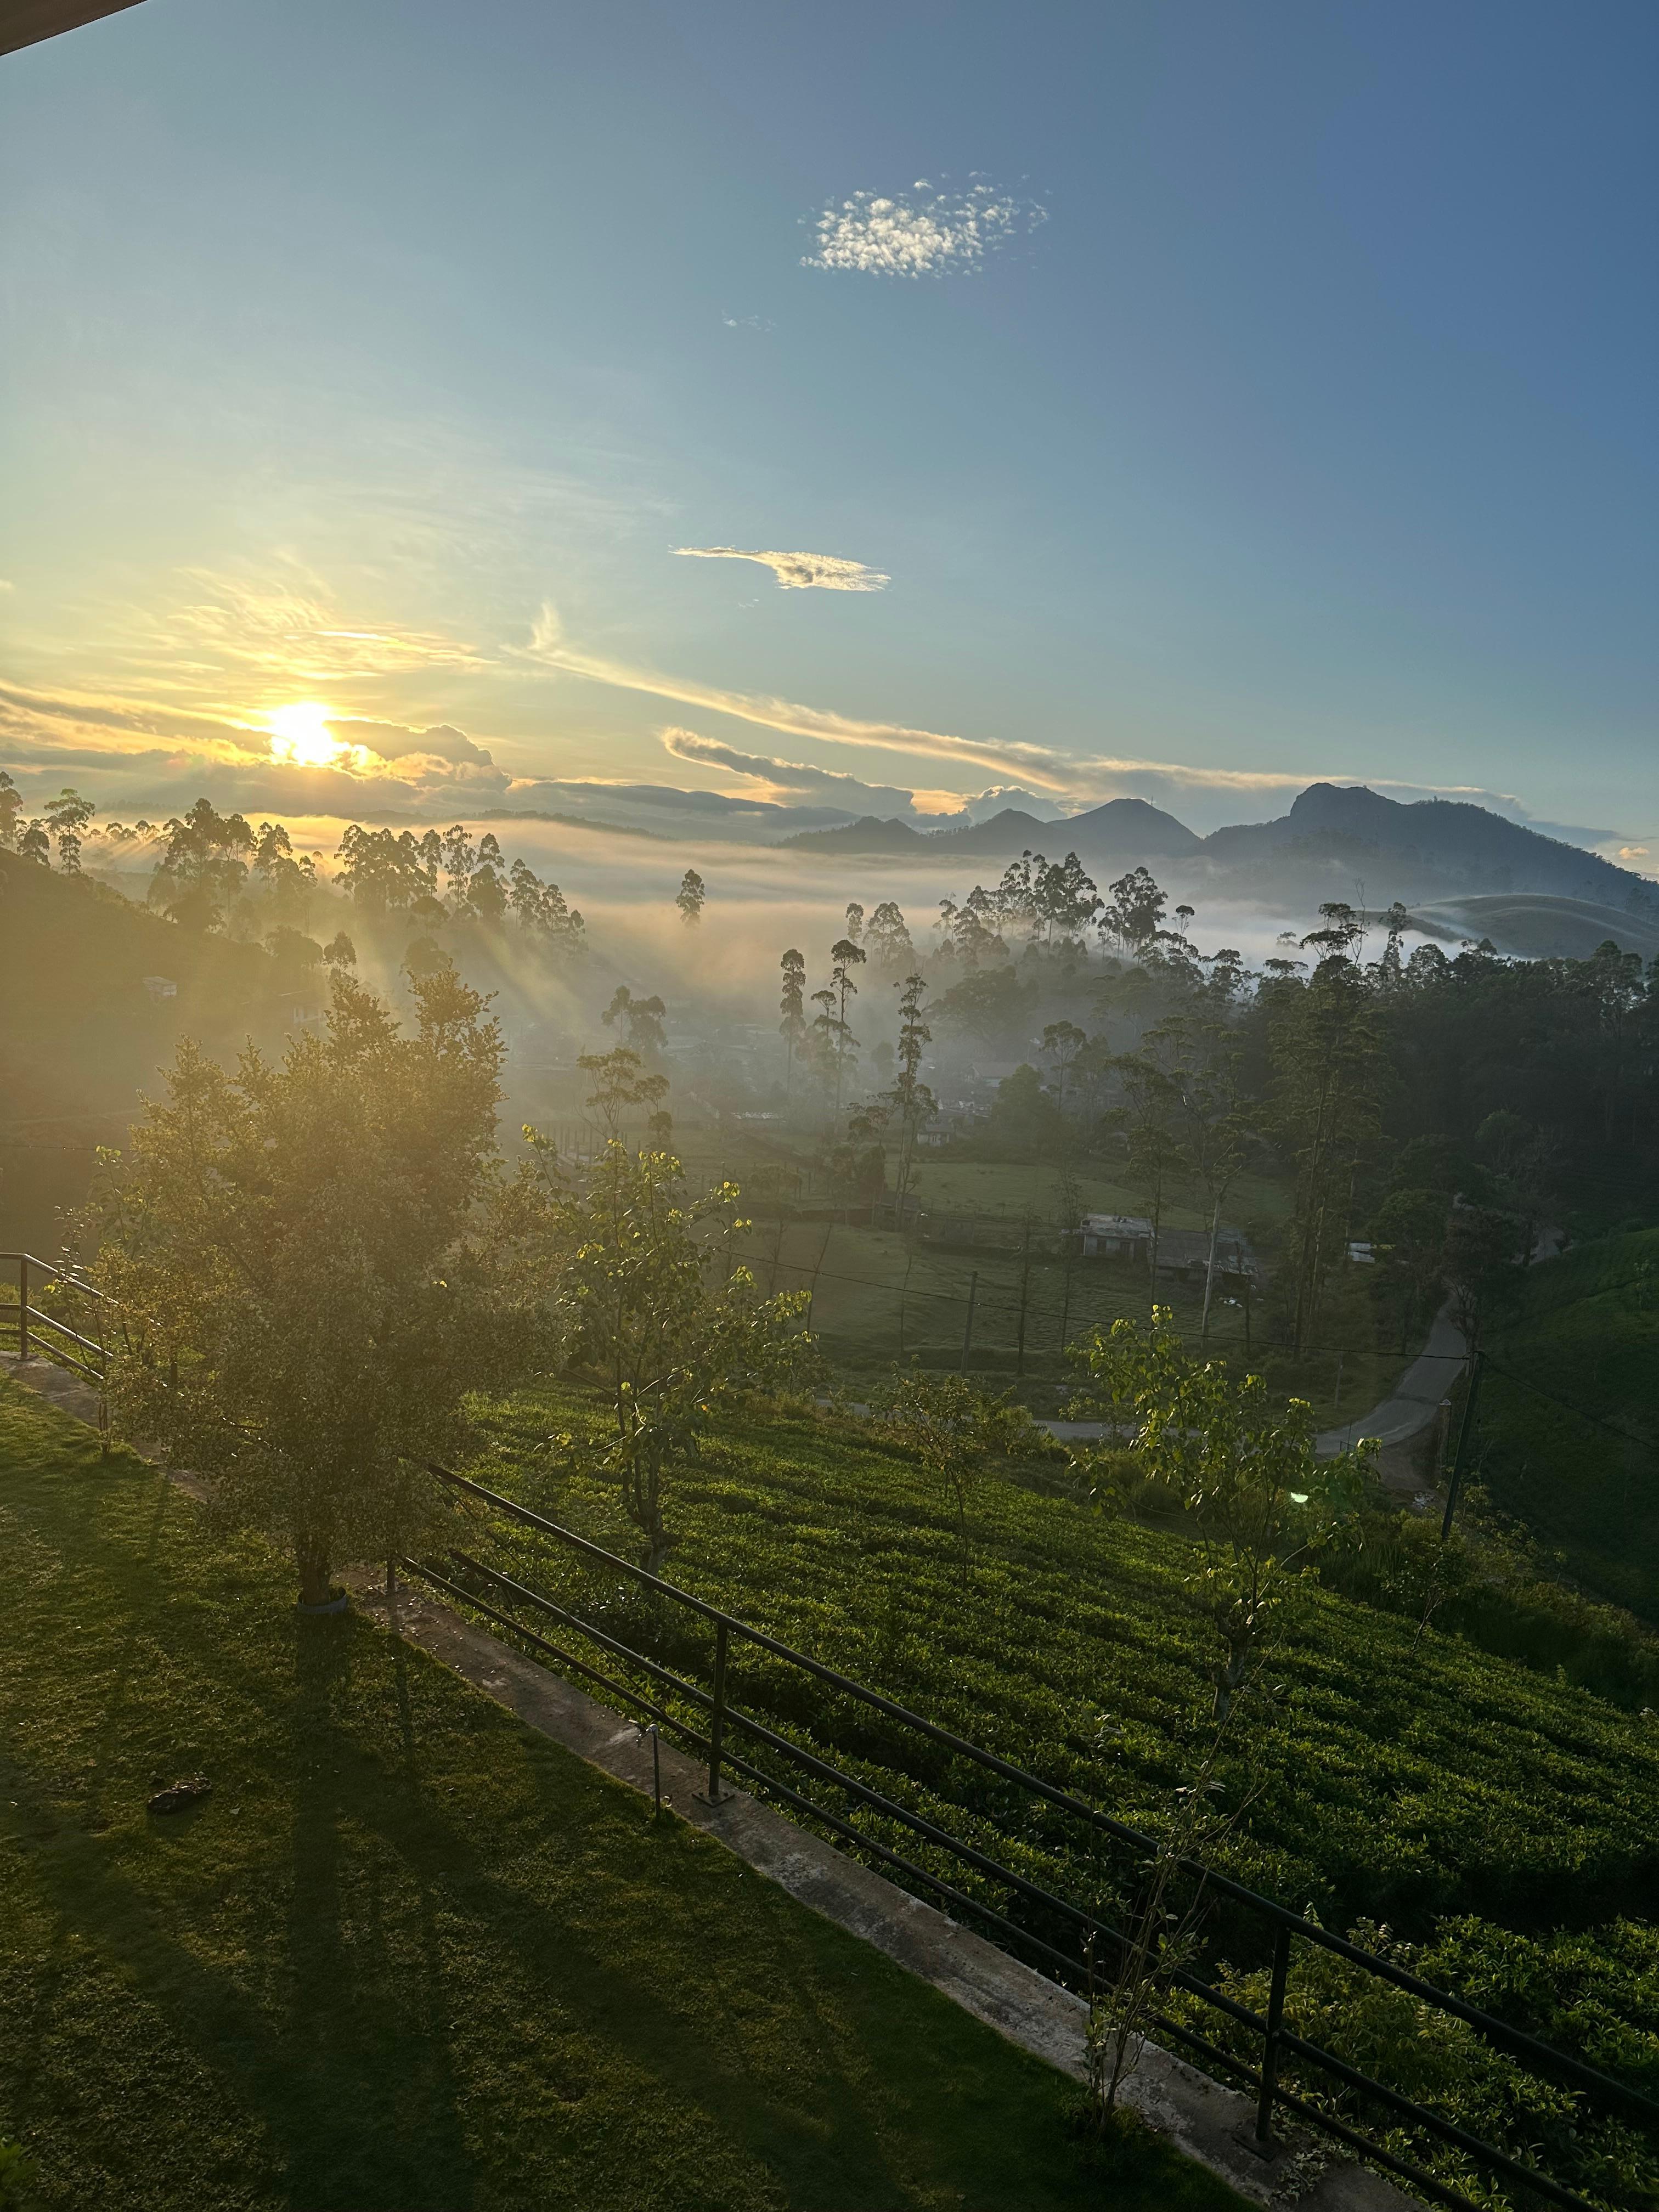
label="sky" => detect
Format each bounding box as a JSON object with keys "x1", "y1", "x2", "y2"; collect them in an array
[{"x1": 2, "y1": 0, "x2": 1655, "y2": 857}]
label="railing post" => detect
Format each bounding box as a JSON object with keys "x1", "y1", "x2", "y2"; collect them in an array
[
  {"x1": 1255, "y1": 1918, "x2": 1292, "y2": 2147},
  {"x1": 18, "y1": 1255, "x2": 29, "y2": 1363},
  {"x1": 707, "y1": 1616, "x2": 729, "y2": 1802}
]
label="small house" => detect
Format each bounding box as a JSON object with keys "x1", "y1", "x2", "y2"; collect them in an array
[{"x1": 1079, "y1": 1212, "x2": 1152, "y2": 1260}]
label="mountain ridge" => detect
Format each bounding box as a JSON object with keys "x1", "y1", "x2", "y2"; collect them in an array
[{"x1": 781, "y1": 781, "x2": 1658, "y2": 913}]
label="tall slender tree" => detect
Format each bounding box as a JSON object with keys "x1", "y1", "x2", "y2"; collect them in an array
[
  {"x1": 778, "y1": 947, "x2": 808, "y2": 1101},
  {"x1": 828, "y1": 935, "x2": 867, "y2": 1114}
]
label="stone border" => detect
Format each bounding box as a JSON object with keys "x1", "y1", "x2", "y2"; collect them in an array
[{"x1": 2, "y1": 1352, "x2": 1410, "y2": 2209}]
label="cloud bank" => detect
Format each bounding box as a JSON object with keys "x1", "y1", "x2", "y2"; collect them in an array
[
  {"x1": 673, "y1": 546, "x2": 889, "y2": 592},
  {"x1": 804, "y1": 179, "x2": 1047, "y2": 278}
]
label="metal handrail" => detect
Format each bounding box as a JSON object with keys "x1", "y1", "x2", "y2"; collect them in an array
[
  {"x1": 2, "y1": 1252, "x2": 109, "y2": 1381},
  {"x1": 411, "y1": 1462, "x2": 1655, "y2": 2211}
]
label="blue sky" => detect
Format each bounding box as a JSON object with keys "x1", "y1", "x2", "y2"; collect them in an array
[{"x1": 2, "y1": 0, "x2": 1655, "y2": 850}]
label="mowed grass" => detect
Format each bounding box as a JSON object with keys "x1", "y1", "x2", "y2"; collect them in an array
[{"x1": 0, "y1": 1375, "x2": 1240, "y2": 2212}]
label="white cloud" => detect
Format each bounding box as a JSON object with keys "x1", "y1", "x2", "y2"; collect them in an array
[
  {"x1": 804, "y1": 179, "x2": 1046, "y2": 279},
  {"x1": 673, "y1": 545, "x2": 889, "y2": 592},
  {"x1": 659, "y1": 726, "x2": 930, "y2": 816}
]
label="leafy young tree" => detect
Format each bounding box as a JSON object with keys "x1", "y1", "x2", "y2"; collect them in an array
[
  {"x1": 87, "y1": 969, "x2": 555, "y2": 1606},
  {"x1": 540, "y1": 1094, "x2": 812, "y2": 1568},
  {"x1": 576, "y1": 1041, "x2": 669, "y2": 1139},
  {"x1": 869, "y1": 1368, "x2": 1031, "y2": 1576},
  {"x1": 1068, "y1": 1310, "x2": 1370, "y2": 1720},
  {"x1": 675, "y1": 868, "x2": 706, "y2": 925}
]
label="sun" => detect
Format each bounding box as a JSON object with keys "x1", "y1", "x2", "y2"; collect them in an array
[{"x1": 267, "y1": 701, "x2": 346, "y2": 768}]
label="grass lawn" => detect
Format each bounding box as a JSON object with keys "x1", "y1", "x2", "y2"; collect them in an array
[
  {"x1": 728, "y1": 1217, "x2": 1407, "y2": 1426},
  {"x1": 0, "y1": 1374, "x2": 1240, "y2": 2212}
]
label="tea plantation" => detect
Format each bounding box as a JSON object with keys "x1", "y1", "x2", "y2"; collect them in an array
[
  {"x1": 1477, "y1": 1224, "x2": 1659, "y2": 1622},
  {"x1": 464, "y1": 1389, "x2": 1659, "y2": 2207},
  {"x1": 474, "y1": 1389, "x2": 1659, "y2": 1942}
]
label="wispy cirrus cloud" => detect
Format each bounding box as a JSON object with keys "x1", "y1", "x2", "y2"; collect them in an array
[
  {"x1": 804, "y1": 178, "x2": 1047, "y2": 278},
  {"x1": 673, "y1": 545, "x2": 889, "y2": 592},
  {"x1": 526, "y1": 605, "x2": 1071, "y2": 788},
  {"x1": 659, "y1": 726, "x2": 937, "y2": 816}
]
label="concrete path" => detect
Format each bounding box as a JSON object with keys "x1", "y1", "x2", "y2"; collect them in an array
[{"x1": 1314, "y1": 1304, "x2": 1466, "y2": 1458}]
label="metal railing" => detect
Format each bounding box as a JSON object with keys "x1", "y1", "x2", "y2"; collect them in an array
[
  {"x1": 403, "y1": 1461, "x2": 1657, "y2": 2212},
  {"x1": 0, "y1": 1252, "x2": 109, "y2": 1383}
]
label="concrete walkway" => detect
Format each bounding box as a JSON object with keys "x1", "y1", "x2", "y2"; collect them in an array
[{"x1": 1314, "y1": 1304, "x2": 1466, "y2": 1458}]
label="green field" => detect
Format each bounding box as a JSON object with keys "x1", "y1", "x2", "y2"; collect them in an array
[
  {"x1": 727, "y1": 1215, "x2": 1407, "y2": 1426},
  {"x1": 1478, "y1": 1226, "x2": 1659, "y2": 1621},
  {"x1": 0, "y1": 1375, "x2": 1237, "y2": 2212}
]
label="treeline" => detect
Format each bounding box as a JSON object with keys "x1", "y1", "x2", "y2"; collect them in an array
[
  {"x1": 0, "y1": 777, "x2": 587, "y2": 974},
  {"x1": 768, "y1": 855, "x2": 1659, "y2": 1365}
]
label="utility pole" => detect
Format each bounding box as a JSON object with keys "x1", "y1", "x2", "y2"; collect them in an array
[
  {"x1": 960, "y1": 1271, "x2": 978, "y2": 1375},
  {"x1": 1440, "y1": 1351, "x2": 1486, "y2": 1541},
  {"x1": 1016, "y1": 1216, "x2": 1032, "y2": 1379}
]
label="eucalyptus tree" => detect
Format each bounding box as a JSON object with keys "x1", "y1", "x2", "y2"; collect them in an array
[
  {"x1": 675, "y1": 868, "x2": 706, "y2": 924},
  {"x1": 1267, "y1": 933, "x2": 1384, "y2": 1358},
  {"x1": 603, "y1": 984, "x2": 668, "y2": 1059},
  {"x1": 859, "y1": 972, "x2": 937, "y2": 1220},
  {"x1": 827, "y1": 934, "x2": 867, "y2": 1113},
  {"x1": 43, "y1": 788, "x2": 95, "y2": 873},
  {"x1": 778, "y1": 947, "x2": 808, "y2": 1099},
  {"x1": 865, "y1": 900, "x2": 916, "y2": 975}
]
